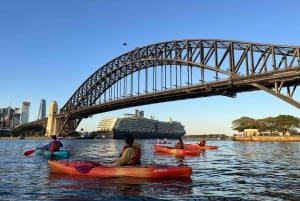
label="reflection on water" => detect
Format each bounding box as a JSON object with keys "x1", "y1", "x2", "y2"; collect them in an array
[{"x1": 0, "y1": 139, "x2": 299, "y2": 200}]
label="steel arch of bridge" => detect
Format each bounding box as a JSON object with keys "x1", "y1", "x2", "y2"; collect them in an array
[{"x1": 57, "y1": 39, "x2": 300, "y2": 135}]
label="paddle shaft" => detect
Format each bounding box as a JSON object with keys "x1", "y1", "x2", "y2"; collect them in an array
[{"x1": 24, "y1": 145, "x2": 46, "y2": 156}]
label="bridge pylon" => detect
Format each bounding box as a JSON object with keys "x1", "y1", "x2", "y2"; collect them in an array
[{"x1": 45, "y1": 101, "x2": 62, "y2": 137}]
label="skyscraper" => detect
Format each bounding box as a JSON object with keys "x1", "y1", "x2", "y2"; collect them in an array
[
  {"x1": 21, "y1": 101, "x2": 30, "y2": 124},
  {"x1": 12, "y1": 108, "x2": 21, "y2": 127},
  {"x1": 38, "y1": 99, "x2": 46, "y2": 119},
  {"x1": 0, "y1": 107, "x2": 20, "y2": 128}
]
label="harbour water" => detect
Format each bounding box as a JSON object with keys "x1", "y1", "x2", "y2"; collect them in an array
[{"x1": 0, "y1": 138, "x2": 299, "y2": 200}]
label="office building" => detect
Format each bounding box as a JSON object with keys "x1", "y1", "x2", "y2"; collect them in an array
[
  {"x1": 12, "y1": 108, "x2": 21, "y2": 127},
  {"x1": 0, "y1": 107, "x2": 21, "y2": 128},
  {"x1": 38, "y1": 99, "x2": 46, "y2": 119},
  {"x1": 21, "y1": 101, "x2": 30, "y2": 124}
]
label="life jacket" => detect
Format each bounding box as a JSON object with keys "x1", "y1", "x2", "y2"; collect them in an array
[
  {"x1": 49, "y1": 141, "x2": 60, "y2": 151},
  {"x1": 175, "y1": 142, "x2": 184, "y2": 149},
  {"x1": 199, "y1": 140, "x2": 206, "y2": 146},
  {"x1": 120, "y1": 143, "x2": 141, "y2": 165}
]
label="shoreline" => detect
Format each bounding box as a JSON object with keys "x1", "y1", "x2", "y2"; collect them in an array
[
  {"x1": 0, "y1": 136, "x2": 76, "y2": 140},
  {"x1": 232, "y1": 135, "x2": 300, "y2": 142},
  {"x1": 0, "y1": 137, "x2": 50, "y2": 140},
  {"x1": 3, "y1": 136, "x2": 300, "y2": 142}
]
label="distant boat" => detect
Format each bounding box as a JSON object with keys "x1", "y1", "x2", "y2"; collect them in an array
[
  {"x1": 17, "y1": 135, "x2": 25, "y2": 139},
  {"x1": 79, "y1": 132, "x2": 93, "y2": 139},
  {"x1": 96, "y1": 109, "x2": 186, "y2": 139}
]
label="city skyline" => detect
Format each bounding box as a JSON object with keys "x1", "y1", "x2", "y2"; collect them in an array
[
  {"x1": 1, "y1": 0, "x2": 300, "y2": 135},
  {"x1": 0, "y1": 99, "x2": 44, "y2": 129}
]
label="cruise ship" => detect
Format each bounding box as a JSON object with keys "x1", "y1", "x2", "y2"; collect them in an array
[{"x1": 96, "y1": 109, "x2": 186, "y2": 139}]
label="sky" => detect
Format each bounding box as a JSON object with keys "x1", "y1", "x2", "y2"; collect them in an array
[{"x1": 1, "y1": 0, "x2": 300, "y2": 136}]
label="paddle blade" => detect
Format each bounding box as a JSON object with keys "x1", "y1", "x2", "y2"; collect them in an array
[
  {"x1": 75, "y1": 161, "x2": 102, "y2": 174},
  {"x1": 75, "y1": 165, "x2": 93, "y2": 174},
  {"x1": 24, "y1": 149, "x2": 36, "y2": 156}
]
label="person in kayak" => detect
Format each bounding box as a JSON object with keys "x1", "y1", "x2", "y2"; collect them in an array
[
  {"x1": 163, "y1": 137, "x2": 168, "y2": 144},
  {"x1": 102, "y1": 133, "x2": 141, "y2": 167},
  {"x1": 43, "y1": 135, "x2": 63, "y2": 152},
  {"x1": 175, "y1": 138, "x2": 184, "y2": 149},
  {"x1": 198, "y1": 138, "x2": 206, "y2": 146}
]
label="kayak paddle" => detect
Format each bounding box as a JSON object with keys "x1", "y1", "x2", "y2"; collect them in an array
[
  {"x1": 75, "y1": 165, "x2": 94, "y2": 174},
  {"x1": 24, "y1": 149, "x2": 36, "y2": 156},
  {"x1": 75, "y1": 161, "x2": 102, "y2": 174},
  {"x1": 23, "y1": 146, "x2": 44, "y2": 156}
]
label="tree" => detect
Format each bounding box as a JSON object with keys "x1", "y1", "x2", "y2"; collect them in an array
[
  {"x1": 11, "y1": 124, "x2": 44, "y2": 137},
  {"x1": 232, "y1": 115, "x2": 300, "y2": 136},
  {"x1": 258, "y1": 117, "x2": 277, "y2": 135},
  {"x1": 232, "y1": 116, "x2": 257, "y2": 132},
  {"x1": 275, "y1": 115, "x2": 300, "y2": 136}
]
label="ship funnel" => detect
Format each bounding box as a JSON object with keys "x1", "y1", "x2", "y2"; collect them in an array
[
  {"x1": 139, "y1": 110, "x2": 144, "y2": 118},
  {"x1": 135, "y1": 109, "x2": 144, "y2": 118}
]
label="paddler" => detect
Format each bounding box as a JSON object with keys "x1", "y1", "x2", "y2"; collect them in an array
[
  {"x1": 175, "y1": 138, "x2": 184, "y2": 149},
  {"x1": 198, "y1": 138, "x2": 206, "y2": 146},
  {"x1": 102, "y1": 133, "x2": 141, "y2": 167}
]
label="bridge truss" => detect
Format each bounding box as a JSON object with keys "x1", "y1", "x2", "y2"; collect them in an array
[{"x1": 52, "y1": 39, "x2": 300, "y2": 136}]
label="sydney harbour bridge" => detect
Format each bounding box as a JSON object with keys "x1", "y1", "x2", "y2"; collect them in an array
[{"x1": 28, "y1": 39, "x2": 300, "y2": 136}]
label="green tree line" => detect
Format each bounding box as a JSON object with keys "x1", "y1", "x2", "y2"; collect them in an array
[
  {"x1": 0, "y1": 125, "x2": 44, "y2": 138},
  {"x1": 232, "y1": 115, "x2": 300, "y2": 136}
]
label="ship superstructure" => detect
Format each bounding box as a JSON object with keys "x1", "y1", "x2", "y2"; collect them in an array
[{"x1": 96, "y1": 109, "x2": 186, "y2": 139}]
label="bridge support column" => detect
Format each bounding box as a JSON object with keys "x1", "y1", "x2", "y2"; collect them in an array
[{"x1": 45, "y1": 101, "x2": 62, "y2": 137}]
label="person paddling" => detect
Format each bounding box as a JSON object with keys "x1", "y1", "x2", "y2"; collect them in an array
[
  {"x1": 163, "y1": 137, "x2": 167, "y2": 144},
  {"x1": 198, "y1": 138, "x2": 206, "y2": 146},
  {"x1": 102, "y1": 133, "x2": 141, "y2": 167},
  {"x1": 43, "y1": 135, "x2": 63, "y2": 152},
  {"x1": 175, "y1": 138, "x2": 184, "y2": 149}
]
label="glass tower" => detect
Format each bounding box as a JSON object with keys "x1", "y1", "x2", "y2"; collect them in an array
[
  {"x1": 38, "y1": 99, "x2": 46, "y2": 119},
  {"x1": 21, "y1": 101, "x2": 30, "y2": 124}
]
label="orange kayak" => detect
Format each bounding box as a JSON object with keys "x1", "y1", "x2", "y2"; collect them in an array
[
  {"x1": 48, "y1": 160, "x2": 192, "y2": 178},
  {"x1": 184, "y1": 144, "x2": 219, "y2": 150},
  {"x1": 154, "y1": 145, "x2": 201, "y2": 156}
]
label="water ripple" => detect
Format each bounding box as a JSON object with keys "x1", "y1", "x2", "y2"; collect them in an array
[{"x1": 0, "y1": 139, "x2": 299, "y2": 200}]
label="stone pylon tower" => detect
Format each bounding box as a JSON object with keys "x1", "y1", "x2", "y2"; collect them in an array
[{"x1": 45, "y1": 101, "x2": 61, "y2": 137}]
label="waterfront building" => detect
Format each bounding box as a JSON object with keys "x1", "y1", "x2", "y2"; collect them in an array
[
  {"x1": 12, "y1": 108, "x2": 21, "y2": 127},
  {"x1": 38, "y1": 99, "x2": 46, "y2": 119},
  {"x1": 0, "y1": 107, "x2": 21, "y2": 128},
  {"x1": 0, "y1": 107, "x2": 10, "y2": 128},
  {"x1": 21, "y1": 101, "x2": 30, "y2": 124},
  {"x1": 0, "y1": 115, "x2": 3, "y2": 128},
  {"x1": 243, "y1": 129, "x2": 259, "y2": 136}
]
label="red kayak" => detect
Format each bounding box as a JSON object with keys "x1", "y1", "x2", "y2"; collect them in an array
[
  {"x1": 48, "y1": 160, "x2": 192, "y2": 178},
  {"x1": 154, "y1": 145, "x2": 201, "y2": 156},
  {"x1": 184, "y1": 144, "x2": 219, "y2": 150}
]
